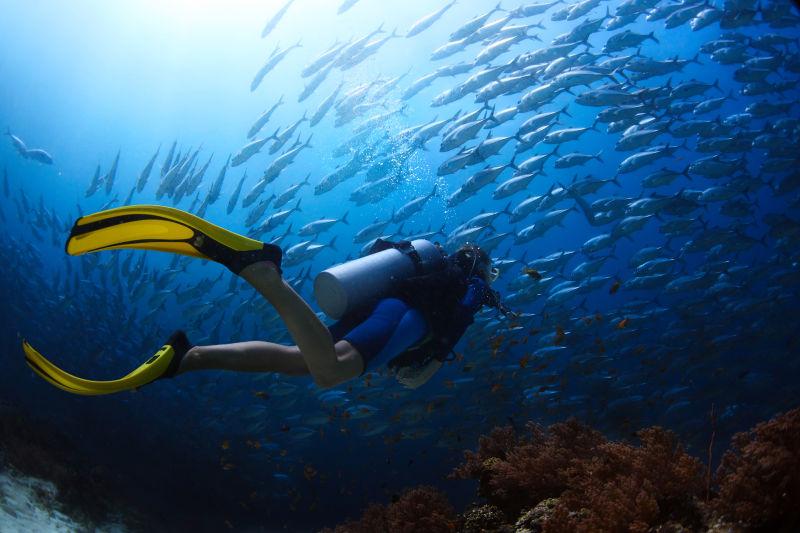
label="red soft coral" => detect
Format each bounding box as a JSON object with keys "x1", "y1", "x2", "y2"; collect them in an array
[
  {"x1": 386, "y1": 486, "x2": 457, "y2": 532},
  {"x1": 546, "y1": 427, "x2": 704, "y2": 532},
  {"x1": 451, "y1": 419, "x2": 605, "y2": 516},
  {"x1": 452, "y1": 419, "x2": 704, "y2": 531},
  {"x1": 321, "y1": 486, "x2": 456, "y2": 533},
  {"x1": 451, "y1": 425, "x2": 521, "y2": 481},
  {"x1": 713, "y1": 407, "x2": 800, "y2": 530}
]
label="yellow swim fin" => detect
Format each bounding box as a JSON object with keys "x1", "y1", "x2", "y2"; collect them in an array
[
  {"x1": 66, "y1": 204, "x2": 282, "y2": 274},
  {"x1": 22, "y1": 331, "x2": 192, "y2": 396}
]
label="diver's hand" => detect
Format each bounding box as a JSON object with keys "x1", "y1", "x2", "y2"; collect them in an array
[
  {"x1": 396, "y1": 359, "x2": 443, "y2": 389},
  {"x1": 460, "y1": 276, "x2": 493, "y2": 313}
]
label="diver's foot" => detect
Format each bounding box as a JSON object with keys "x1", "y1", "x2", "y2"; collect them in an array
[
  {"x1": 240, "y1": 259, "x2": 283, "y2": 287},
  {"x1": 159, "y1": 330, "x2": 194, "y2": 379},
  {"x1": 227, "y1": 243, "x2": 283, "y2": 276}
]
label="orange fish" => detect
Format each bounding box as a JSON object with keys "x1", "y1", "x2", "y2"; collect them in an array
[
  {"x1": 491, "y1": 335, "x2": 505, "y2": 350},
  {"x1": 491, "y1": 383, "x2": 503, "y2": 393},
  {"x1": 609, "y1": 280, "x2": 621, "y2": 294},
  {"x1": 519, "y1": 355, "x2": 529, "y2": 369},
  {"x1": 554, "y1": 326, "x2": 565, "y2": 345},
  {"x1": 617, "y1": 318, "x2": 629, "y2": 329},
  {"x1": 523, "y1": 267, "x2": 542, "y2": 280},
  {"x1": 221, "y1": 440, "x2": 230, "y2": 450},
  {"x1": 253, "y1": 391, "x2": 270, "y2": 399}
]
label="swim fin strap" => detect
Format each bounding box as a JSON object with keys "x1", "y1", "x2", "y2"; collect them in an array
[
  {"x1": 22, "y1": 340, "x2": 177, "y2": 396},
  {"x1": 66, "y1": 204, "x2": 281, "y2": 274}
]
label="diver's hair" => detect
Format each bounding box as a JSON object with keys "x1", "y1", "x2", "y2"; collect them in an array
[{"x1": 453, "y1": 243, "x2": 490, "y2": 280}]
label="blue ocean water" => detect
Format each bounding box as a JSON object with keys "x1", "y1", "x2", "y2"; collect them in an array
[{"x1": 1, "y1": 0, "x2": 799, "y2": 530}]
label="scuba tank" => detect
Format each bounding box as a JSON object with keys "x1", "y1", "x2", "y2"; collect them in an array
[{"x1": 314, "y1": 239, "x2": 445, "y2": 320}]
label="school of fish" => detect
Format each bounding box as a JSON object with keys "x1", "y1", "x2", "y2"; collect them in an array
[{"x1": 2, "y1": 0, "x2": 799, "y2": 515}]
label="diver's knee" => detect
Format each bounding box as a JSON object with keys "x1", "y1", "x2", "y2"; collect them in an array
[{"x1": 287, "y1": 345, "x2": 302, "y2": 357}]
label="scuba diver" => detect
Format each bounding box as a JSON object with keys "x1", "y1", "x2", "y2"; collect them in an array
[{"x1": 23, "y1": 205, "x2": 511, "y2": 395}]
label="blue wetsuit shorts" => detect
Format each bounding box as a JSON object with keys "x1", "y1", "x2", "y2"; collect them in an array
[{"x1": 327, "y1": 298, "x2": 429, "y2": 374}]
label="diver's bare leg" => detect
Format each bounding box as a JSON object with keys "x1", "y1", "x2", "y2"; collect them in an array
[
  {"x1": 179, "y1": 342, "x2": 310, "y2": 376},
  {"x1": 236, "y1": 261, "x2": 363, "y2": 387}
]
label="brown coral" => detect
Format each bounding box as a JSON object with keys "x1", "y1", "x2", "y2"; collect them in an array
[
  {"x1": 452, "y1": 419, "x2": 704, "y2": 532},
  {"x1": 713, "y1": 407, "x2": 800, "y2": 530},
  {"x1": 321, "y1": 485, "x2": 456, "y2": 533},
  {"x1": 450, "y1": 419, "x2": 605, "y2": 516},
  {"x1": 325, "y1": 410, "x2": 800, "y2": 533},
  {"x1": 545, "y1": 427, "x2": 704, "y2": 532}
]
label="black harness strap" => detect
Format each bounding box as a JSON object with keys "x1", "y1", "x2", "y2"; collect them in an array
[{"x1": 368, "y1": 238, "x2": 425, "y2": 275}]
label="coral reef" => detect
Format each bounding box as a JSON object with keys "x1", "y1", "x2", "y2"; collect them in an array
[
  {"x1": 713, "y1": 406, "x2": 800, "y2": 531},
  {"x1": 451, "y1": 419, "x2": 704, "y2": 532},
  {"x1": 323, "y1": 409, "x2": 800, "y2": 533},
  {"x1": 0, "y1": 403, "x2": 112, "y2": 523},
  {"x1": 320, "y1": 485, "x2": 457, "y2": 533},
  {"x1": 461, "y1": 503, "x2": 509, "y2": 532},
  {"x1": 544, "y1": 426, "x2": 704, "y2": 532},
  {"x1": 450, "y1": 419, "x2": 605, "y2": 516},
  {"x1": 515, "y1": 498, "x2": 558, "y2": 533},
  {"x1": 0, "y1": 402, "x2": 145, "y2": 531}
]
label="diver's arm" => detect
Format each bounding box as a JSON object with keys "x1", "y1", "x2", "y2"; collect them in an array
[{"x1": 396, "y1": 358, "x2": 444, "y2": 389}]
